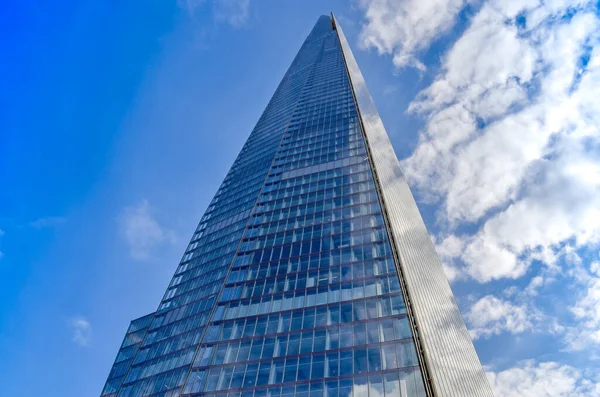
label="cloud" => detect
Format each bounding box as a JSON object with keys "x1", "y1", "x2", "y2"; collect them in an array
[
  {"x1": 358, "y1": 0, "x2": 600, "y2": 391},
  {"x1": 178, "y1": 0, "x2": 251, "y2": 27},
  {"x1": 213, "y1": 0, "x2": 250, "y2": 27},
  {"x1": 29, "y1": 216, "x2": 66, "y2": 229},
  {"x1": 119, "y1": 199, "x2": 176, "y2": 260},
  {"x1": 358, "y1": 0, "x2": 468, "y2": 70},
  {"x1": 433, "y1": 234, "x2": 466, "y2": 282},
  {"x1": 465, "y1": 295, "x2": 538, "y2": 339},
  {"x1": 70, "y1": 317, "x2": 92, "y2": 347},
  {"x1": 177, "y1": 0, "x2": 205, "y2": 13},
  {"x1": 382, "y1": 85, "x2": 398, "y2": 96},
  {"x1": 391, "y1": 0, "x2": 600, "y2": 282},
  {"x1": 487, "y1": 360, "x2": 600, "y2": 397},
  {"x1": 564, "y1": 262, "x2": 600, "y2": 351},
  {"x1": 460, "y1": 137, "x2": 600, "y2": 282},
  {"x1": 349, "y1": 368, "x2": 423, "y2": 397}
]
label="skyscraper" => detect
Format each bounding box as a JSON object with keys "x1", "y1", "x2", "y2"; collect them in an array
[{"x1": 102, "y1": 14, "x2": 493, "y2": 397}]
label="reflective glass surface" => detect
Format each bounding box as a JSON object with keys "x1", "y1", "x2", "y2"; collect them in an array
[
  {"x1": 103, "y1": 15, "x2": 426, "y2": 397},
  {"x1": 102, "y1": 314, "x2": 155, "y2": 397}
]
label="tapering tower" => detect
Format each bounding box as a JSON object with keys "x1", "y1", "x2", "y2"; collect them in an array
[{"x1": 101, "y1": 14, "x2": 493, "y2": 397}]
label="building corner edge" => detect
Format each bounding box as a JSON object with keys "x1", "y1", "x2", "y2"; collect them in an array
[{"x1": 330, "y1": 13, "x2": 495, "y2": 397}]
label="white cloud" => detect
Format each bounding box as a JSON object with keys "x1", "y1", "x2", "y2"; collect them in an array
[
  {"x1": 524, "y1": 275, "x2": 546, "y2": 296},
  {"x1": 70, "y1": 317, "x2": 92, "y2": 347},
  {"x1": 388, "y1": 0, "x2": 600, "y2": 282},
  {"x1": 565, "y1": 262, "x2": 600, "y2": 350},
  {"x1": 405, "y1": 3, "x2": 599, "y2": 222},
  {"x1": 356, "y1": 0, "x2": 600, "y2": 387},
  {"x1": 213, "y1": 0, "x2": 250, "y2": 27},
  {"x1": 487, "y1": 360, "x2": 600, "y2": 397},
  {"x1": 350, "y1": 369, "x2": 424, "y2": 397},
  {"x1": 179, "y1": 0, "x2": 251, "y2": 27},
  {"x1": 446, "y1": 129, "x2": 600, "y2": 281},
  {"x1": 119, "y1": 199, "x2": 175, "y2": 260},
  {"x1": 465, "y1": 295, "x2": 537, "y2": 339},
  {"x1": 29, "y1": 216, "x2": 66, "y2": 229},
  {"x1": 433, "y1": 234, "x2": 466, "y2": 281},
  {"x1": 382, "y1": 85, "x2": 398, "y2": 96},
  {"x1": 178, "y1": 0, "x2": 205, "y2": 13},
  {"x1": 358, "y1": 0, "x2": 468, "y2": 70}
]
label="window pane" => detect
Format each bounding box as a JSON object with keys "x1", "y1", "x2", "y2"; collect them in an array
[
  {"x1": 353, "y1": 348, "x2": 367, "y2": 374},
  {"x1": 311, "y1": 354, "x2": 325, "y2": 379}
]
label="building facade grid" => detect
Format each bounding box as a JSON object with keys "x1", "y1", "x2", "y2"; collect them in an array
[{"x1": 101, "y1": 14, "x2": 492, "y2": 397}]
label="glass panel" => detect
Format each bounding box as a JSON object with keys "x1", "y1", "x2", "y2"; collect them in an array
[{"x1": 105, "y1": 16, "x2": 427, "y2": 397}]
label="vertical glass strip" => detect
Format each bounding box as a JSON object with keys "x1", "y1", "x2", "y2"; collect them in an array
[{"x1": 105, "y1": 15, "x2": 430, "y2": 397}]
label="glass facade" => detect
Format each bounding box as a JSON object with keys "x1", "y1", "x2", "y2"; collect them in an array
[
  {"x1": 103, "y1": 314, "x2": 155, "y2": 396},
  {"x1": 102, "y1": 15, "x2": 427, "y2": 397}
]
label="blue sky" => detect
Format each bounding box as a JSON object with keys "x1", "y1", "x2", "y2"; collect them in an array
[{"x1": 1, "y1": 1, "x2": 600, "y2": 396}]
